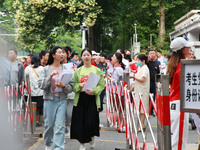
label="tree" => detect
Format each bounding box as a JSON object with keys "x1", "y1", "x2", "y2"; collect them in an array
[
  {"x1": 2, "y1": 0, "x2": 200, "y2": 54},
  {"x1": 52, "y1": 26, "x2": 82, "y2": 54},
  {"x1": 91, "y1": 0, "x2": 200, "y2": 54},
  {"x1": 0, "y1": 0, "x2": 20, "y2": 50},
  {"x1": 13, "y1": 0, "x2": 102, "y2": 50}
]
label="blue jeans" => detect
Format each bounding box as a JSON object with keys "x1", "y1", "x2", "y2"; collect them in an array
[
  {"x1": 44, "y1": 96, "x2": 67, "y2": 150},
  {"x1": 65, "y1": 99, "x2": 73, "y2": 127}
]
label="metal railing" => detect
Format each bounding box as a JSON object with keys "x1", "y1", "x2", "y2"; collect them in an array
[
  {"x1": 1, "y1": 75, "x2": 37, "y2": 138},
  {"x1": 105, "y1": 74, "x2": 171, "y2": 150}
]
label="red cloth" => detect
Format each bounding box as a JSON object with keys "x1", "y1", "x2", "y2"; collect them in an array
[
  {"x1": 170, "y1": 62, "x2": 181, "y2": 102},
  {"x1": 91, "y1": 61, "x2": 98, "y2": 68},
  {"x1": 41, "y1": 60, "x2": 44, "y2": 66},
  {"x1": 80, "y1": 76, "x2": 89, "y2": 83},
  {"x1": 24, "y1": 64, "x2": 28, "y2": 69},
  {"x1": 130, "y1": 64, "x2": 138, "y2": 73}
]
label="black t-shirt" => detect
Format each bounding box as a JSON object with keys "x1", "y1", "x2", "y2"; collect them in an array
[{"x1": 147, "y1": 61, "x2": 160, "y2": 83}]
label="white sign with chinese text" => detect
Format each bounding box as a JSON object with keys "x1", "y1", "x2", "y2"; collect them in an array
[
  {"x1": 181, "y1": 59, "x2": 200, "y2": 113},
  {"x1": 184, "y1": 65, "x2": 200, "y2": 109}
]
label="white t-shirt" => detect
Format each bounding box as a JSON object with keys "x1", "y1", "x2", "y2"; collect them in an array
[
  {"x1": 25, "y1": 65, "x2": 44, "y2": 96},
  {"x1": 122, "y1": 58, "x2": 130, "y2": 72},
  {"x1": 158, "y1": 56, "x2": 164, "y2": 64},
  {"x1": 158, "y1": 56, "x2": 166, "y2": 74}
]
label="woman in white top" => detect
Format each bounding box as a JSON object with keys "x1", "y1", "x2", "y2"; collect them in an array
[
  {"x1": 25, "y1": 55, "x2": 44, "y2": 126},
  {"x1": 108, "y1": 53, "x2": 125, "y2": 132},
  {"x1": 131, "y1": 54, "x2": 150, "y2": 131},
  {"x1": 116, "y1": 49, "x2": 130, "y2": 71},
  {"x1": 106, "y1": 53, "x2": 114, "y2": 74}
]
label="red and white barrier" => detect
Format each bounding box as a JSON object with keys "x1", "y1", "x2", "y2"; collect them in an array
[
  {"x1": 106, "y1": 80, "x2": 126, "y2": 131},
  {"x1": 2, "y1": 79, "x2": 34, "y2": 133},
  {"x1": 106, "y1": 80, "x2": 158, "y2": 150}
]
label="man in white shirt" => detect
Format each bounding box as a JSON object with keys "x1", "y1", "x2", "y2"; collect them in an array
[{"x1": 157, "y1": 50, "x2": 166, "y2": 74}]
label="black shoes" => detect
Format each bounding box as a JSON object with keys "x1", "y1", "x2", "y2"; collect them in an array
[{"x1": 36, "y1": 122, "x2": 42, "y2": 127}]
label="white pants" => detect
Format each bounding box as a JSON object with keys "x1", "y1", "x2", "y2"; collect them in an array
[{"x1": 170, "y1": 100, "x2": 189, "y2": 150}]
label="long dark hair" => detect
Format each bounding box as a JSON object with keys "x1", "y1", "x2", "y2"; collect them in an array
[
  {"x1": 107, "y1": 53, "x2": 113, "y2": 61},
  {"x1": 62, "y1": 47, "x2": 68, "y2": 55},
  {"x1": 31, "y1": 55, "x2": 41, "y2": 68},
  {"x1": 65, "y1": 46, "x2": 72, "y2": 61},
  {"x1": 114, "y1": 52, "x2": 125, "y2": 70},
  {"x1": 78, "y1": 48, "x2": 92, "y2": 68},
  {"x1": 167, "y1": 49, "x2": 185, "y2": 84},
  {"x1": 138, "y1": 54, "x2": 148, "y2": 64},
  {"x1": 62, "y1": 47, "x2": 68, "y2": 62},
  {"x1": 47, "y1": 46, "x2": 62, "y2": 65},
  {"x1": 39, "y1": 50, "x2": 48, "y2": 59}
]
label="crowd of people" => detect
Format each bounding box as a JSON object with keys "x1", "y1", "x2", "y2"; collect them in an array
[{"x1": 0, "y1": 37, "x2": 198, "y2": 150}]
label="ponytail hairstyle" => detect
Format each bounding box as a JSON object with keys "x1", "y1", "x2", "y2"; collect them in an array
[
  {"x1": 115, "y1": 52, "x2": 126, "y2": 70},
  {"x1": 78, "y1": 48, "x2": 92, "y2": 68},
  {"x1": 137, "y1": 54, "x2": 148, "y2": 64},
  {"x1": 31, "y1": 55, "x2": 41, "y2": 68}
]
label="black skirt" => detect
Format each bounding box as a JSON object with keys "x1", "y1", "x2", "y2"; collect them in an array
[{"x1": 70, "y1": 92, "x2": 100, "y2": 143}]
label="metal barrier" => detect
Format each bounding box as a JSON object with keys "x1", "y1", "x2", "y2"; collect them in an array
[
  {"x1": 156, "y1": 75, "x2": 171, "y2": 150},
  {"x1": 24, "y1": 102, "x2": 37, "y2": 132},
  {"x1": 106, "y1": 74, "x2": 172, "y2": 150},
  {"x1": 2, "y1": 76, "x2": 38, "y2": 137},
  {"x1": 4, "y1": 84, "x2": 25, "y2": 137}
]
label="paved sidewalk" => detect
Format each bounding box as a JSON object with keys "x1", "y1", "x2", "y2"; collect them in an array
[{"x1": 26, "y1": 104, "x2": 199, "y2": 150}]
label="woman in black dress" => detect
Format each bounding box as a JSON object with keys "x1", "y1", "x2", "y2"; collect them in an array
[{"x1": 70, "y1": 48, "x2": 105, "y2": 150}]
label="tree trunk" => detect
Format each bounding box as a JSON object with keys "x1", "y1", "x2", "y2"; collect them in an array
[
  {"x1": 193, "y1": 0, "x2": 196, "y2": 9},
  {"x1": 88, "y1": 26, "x2": 95, "y2": 50},
  {"x1": 158, "y1": 2, "x2": 166, "y2": 46}
]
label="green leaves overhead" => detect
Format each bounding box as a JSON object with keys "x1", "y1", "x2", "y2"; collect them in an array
[
  {"x1": 1, "y1": 0, "x2": 200, "y2": 53},
  {"x1": 13, "y1": 0, "x2": 102, "y2": 50},
  {"x1": 93, "y1": 0, "x2": 200, "y2": 53}
]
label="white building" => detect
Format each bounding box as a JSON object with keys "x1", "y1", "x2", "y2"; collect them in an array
[{"x1": 169, "y1": 10, "x2": 200, "y2": 59}]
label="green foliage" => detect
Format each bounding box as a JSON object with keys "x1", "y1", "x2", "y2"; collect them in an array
[
  {"x1": 13, "y1": 0, "x2": 102, "y2": 50},
  {"x1": 54, "y1": 30, "x2": 82, "y2": 54},
  {"x1": 29, "y1": 30, "x2": 82, "y2": 54},
  {"x1": 1, "y1": 0, "x2": 200, "y2": 55},
  {"x1": 93, "y1": 0, "x2": 200, "y2": 55},
  {"x1": 0, "y1": 0, "x2": 20, "y2": 51}
]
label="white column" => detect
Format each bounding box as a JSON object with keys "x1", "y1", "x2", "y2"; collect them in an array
[{"x1": 82, "y1": 29, "x2": 86, "y2": 50}]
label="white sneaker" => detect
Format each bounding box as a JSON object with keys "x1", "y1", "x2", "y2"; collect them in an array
[
  {"x1": 79, "y1": 144, "x2": 86, "y2": 150},
  {"x1": 90, "y1": 137, "x2": 95, "y2": 149},
  {"x1": 122, "y1": 126, "x2": 126, "y2": 132},
  {"x1": 99, "y1": 123, "x2": 104, "y2": 128},
  {"x1": 65, "y1": 132, "x2": 70, "y2": 138},
  {"x1": 45, "y1": 146, "x2": 52, "y2": 150}
]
